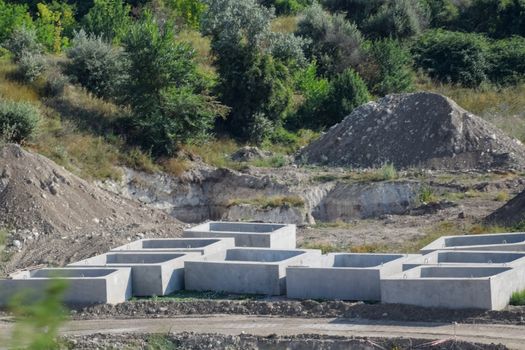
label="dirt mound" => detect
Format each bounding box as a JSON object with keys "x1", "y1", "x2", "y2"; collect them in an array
[
  {"x1": 0, "y1": 144, "x2": 182, "y2": 274},
  {"x1": 297, "y1": 92, "x2": 525, "y2": 170},
  {"x1": 485, "y1": 189, "x2": 525, "y2": 226}
]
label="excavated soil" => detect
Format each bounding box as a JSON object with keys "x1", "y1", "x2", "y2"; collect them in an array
[
  {"x1": 298, "y1": 92, "x2": 525, "y2": 170},
  {"x1": 64, "y1": 332, "x2": 508, "y2": 350},
  {"x1": 0, "y1": 144, "x2": 183, "y2": 275},
  {"x1": 68, "y1": 299, "x2": 525, "y2": 325}
]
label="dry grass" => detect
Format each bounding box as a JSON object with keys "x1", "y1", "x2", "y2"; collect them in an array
[
  {"x1": 300, "y1": 242, "x2": 387, "y2": 254},
  {"x1": 177, "y1": 29, "x2": 215, "y2": 76},
  {"x1": 184, "y1": 139, "x2": 240, "y2": 168},
  {"x1": 122, "y1": 148, "x2": 160, "y2": 174},
  {"x1": 0, "y1": 58, "x2": 40, "y2": 102},
  {"x1": 227, "y1": 195, "x2": 305, "y2": 209},
  {"x1": 271, "y1": 16, "x2": 299, "y2": 33},
  {"x1": 162, "y1": 158, "x2": 191, "y2": 177},
  {"x1": 343, "y1": 164, "x2": 399, "y2": 182},
  {"x1": 494, "y1": 191, "x2": 510, "y2": 202}
]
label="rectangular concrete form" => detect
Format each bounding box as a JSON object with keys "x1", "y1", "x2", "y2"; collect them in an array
[
  {"x1": 403, "y1": 251, "x2": 525, "y2": 270},
  {"x1": 381, "y1": 265, "x2": 525, "y2": 310},
  {"x1": 69, "y1": 252, "x2": 201, "y2": 296},
  {"x1": 111, "y1": 238, "x2": 235, "y2": 259},
  {"x1": 185, "y1": 248, "x2": 321, "y2": 295},
  {"x1": 286, "y1": 253, "x2": 418, "y2": 301},
  {"x1": 183, "y1": 221, "x2": 296, "y2": 249},
  {"x1": 420, "y1": 232, "x2": 525, "y2": 254},
  {"x1": 0, "y1": 267, "x2": 132, "y2": 306}
]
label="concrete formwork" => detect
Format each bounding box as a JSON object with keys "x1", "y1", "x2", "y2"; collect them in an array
[
  {"x1": 69, "y1": 252, "x2": 201, "y2": 296},
  {"x1": 183, "y1": 221, "x2": 296, "y2": 249},
  {"x1": 0, "y1": 267, "x2": 132, "y2": 306},
  {"x1": 403, "y1": 251, "x2": 525, "y2": 270},
  {"x1": 420, "y1": 232, "x2": 525, "y2": 254},
  {"x1": 381, "y1": 265, "x2": 525, "y2": 310},
  {"x1": 286, "y1": 253, "x2": 418, "y2": 301},
  {"x1": 185, "y1": 248, "x2": 321, "y2": 295},
  {"x1": 111, "y1": 238, "x2": 235, "y2": 259}
]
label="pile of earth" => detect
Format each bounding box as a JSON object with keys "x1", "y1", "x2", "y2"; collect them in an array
[
  {"x1": 65, "y1": 332, "x2": 508, "y2": 350},
  {"x1": 485, "y1": 188, "x2": 525, "y2": 226},
  {"x1": 0, "y1": 144, "x2": 182, "y2": 274},
  {"x1": 297, "y1": 92, "x2": 525, "y2": 170}
]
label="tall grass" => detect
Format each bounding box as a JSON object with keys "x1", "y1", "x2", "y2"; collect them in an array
[
  {"x1": 227, "y1": 195, "x2": 305, "y2": 209},
  {"x1": 510, "y1": 290, "x2": 525, "y2": 305},
  {"x1": 0, "y1": 58, "x2": 40, "y2": 102}
]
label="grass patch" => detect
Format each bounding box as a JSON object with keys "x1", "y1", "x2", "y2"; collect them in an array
[
  {"x1": 122, "y1": 148, "x2": 160, "y2": 174},
  {"x1": 271, "y1": 15, "x2": 299, "y2": 33},
  {"x1": 300, "y1": 242, "x2": 387, "y2": 254},
  {"x1": 419, "y1": 185, "x2": 438, "y2": 204},
  {"x1": 343, "y1": 164, "x2": 399, "y2": 182},
  {"x1": 312, "y1": 174, "x2": 339, "y2": 183},
  {"x1": 161, "y1": 158, "x2": 191, "y2": 177},
  {"x1": 495, "y1": 191, "x2": 510, "y2": 202},
  {"x1": 249, "y1": 154, "x2": 288, "y2": 168},
  {"x1": 311, "y1": 220, "x2": 354, "y2": 229},
  {"x1": 227, "y1": 195, "x2": 305, "y2": 209},
  {"x1": 510, "y1": 290, "x2": 525, "y2": 306},
  {"x1": 0, "y1": 57, "x2": 40, "y2": 103},
  {"x1": 133, "y1": 290, "x2": 262, "y2": 302},
  {"x1": 146, "y1": 334, "x2": 176, "y2": 350},
  {"x1": 184, "y1": 139, "x2": 240, "y2": 168}
]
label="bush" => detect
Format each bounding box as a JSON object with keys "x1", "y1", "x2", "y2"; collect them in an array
[
  {"x1": 17, "y1": 51, "x2": 46, "y2": 82},
  {"x1": 413, "y1": 29, "x2": 490, "y2": 87},
  {"x1": 0, "y1": 99, "x2": 40, "y2": 143},
  {"x1": 3, "y1": 26, "x2": 42, "y2": 62},
  {"x1": 487, "y1": 36, "x2": 525, "y2": 85},
  {"x1": 259, "y1": 0, "x2": 313, "y2": 15},
  {"x1": 459, "y1": 0, "x2": 525, "y2": 38},
  {"x1": 297, "y1": 3, "x2": 363, "y2": 76},
  {"x1": 66, "y1": 30, "x2": 128, "y2": 99},
  {"x1": 44, "y1": 70, "x2": 69, "y2": 96},
  {"x1": 360, "y1": 38, "x2": 414, "y2": 96}
]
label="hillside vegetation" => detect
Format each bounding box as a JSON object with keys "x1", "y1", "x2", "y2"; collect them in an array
[{"x1": 0, "y1": 0, "x2": 525, "y2": 179}]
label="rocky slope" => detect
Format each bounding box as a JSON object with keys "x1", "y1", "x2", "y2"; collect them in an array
[
  {"x1": 0, "y1": 144, "x2": 182, "y2": 274},
  {"x1": 297, "y1": 92, "x2": 525, "y2": 170},
  {"x1": 485, "y1": 188, "x2": 525, "y2": 226}
]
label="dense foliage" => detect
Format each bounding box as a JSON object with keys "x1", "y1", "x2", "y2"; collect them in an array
[{"x1": 0, "y1": 99, "x2": 40, "y2": 142}]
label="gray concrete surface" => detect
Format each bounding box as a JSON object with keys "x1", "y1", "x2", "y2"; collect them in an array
[
  {"x1": 420, "y1": 232, "x2": 525, "y2": 253},
  {"x1": 0, "y1": 268, "x2": 132, "y2": 306},
  {"x1": 381, "y1": 265, "x2": 525, "y2": 310},
  {"x1": 183, "y1": 221, "x2": 296, "y2": 248},
  {"x1": 69, "y1": 252, "x2": 201, "y2": 296},
  {"x1": 287, "y1": 253, "x2": 418, "y2": 301},
  {"x1": 403, "y1": 250, "x2": 525, "y2": 270},
  {"x1": 110, "y1": 238, "x2": 234, "y2": 259},
  {"x1": 185, "y1": 248, "x2": 321, "y2": 295}
]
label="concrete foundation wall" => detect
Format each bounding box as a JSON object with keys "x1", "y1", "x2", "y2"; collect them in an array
[
  {"x1": 421, "y1": 233, "x2": 525, "y2": 253},
  {"x1": 286, "y1": 253, "x2": 415, "y2": 301},
  {"x1": 111, "y1": 238, "x2": 235, "y2": 259},
  {"x1": 381, "y1": 265, "x2": 525, "y2": 310},
  {"x1": 185, "y1": 248, "x2": 321, "y2": 295},
  {"x1": 403, "y1": 251, "x2": 525, "y2": 270},
  {"x1": 69, "y1": 252, "x2": 200, "y2": 296},
  {"x1": 0, "y1": 268, "x2": 132, "y2": 306},
  {"x1": 183, "y1": 221, "x2": 296, "y2": 249}
]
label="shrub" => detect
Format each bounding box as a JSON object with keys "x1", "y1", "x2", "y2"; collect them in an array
[
  {"x1": 0, "y1": 0, "x2": 33, "y2": 43},
  {"x1": 17, "y1": 51, "x2": 46, "y2": 82},
  {"x1": 413, "y1": 29, "x2": 490, "y2": 87},
  {"x1": 66, "y1": 30, "x2": 128, "y2": 99},
  {"x1": 3, "y1": 26, "x2": 42, "y2": 62},
  {"x1": 360, "y1": 38, "x2": 414, "y2": 96},
  {"x1": 82, "y1": 0, "x2": 131, "y2": 43},
  {"x1": 259, "y1": 0, "x2": 313, "y2": 15},
  {"x1": 0, "y1": 99, "x2": 40, "y2": 143},
  {"x1": 297, "y1": 3, "x2": 363, "y2": 76},
  {"x1": 510, "y1": 289, "x2": 525, "y2": 306},
  {"x1": 44, "y1": 69, "x2": 69, "y2": 96},
  {"x1": 459, "y1": 0, "x2": 525, "y2": 38},
  {"x1": 487, "y1": 36, "x2": 525, "y2": 85}
]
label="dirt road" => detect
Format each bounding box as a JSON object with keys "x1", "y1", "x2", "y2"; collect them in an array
[{"x1": 1, "y1": 315, "x2": 524, "y2": 349}]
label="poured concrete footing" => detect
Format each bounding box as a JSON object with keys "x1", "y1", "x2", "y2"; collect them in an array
[
  {"x1": 0, "y1": 268, "x2": 132, "y2": 306},
  {"x1": 183, "y1": 221, "x2": 296, "y2": 248},
  {"x1": 185, "y1": 248, "x2": 321, "y2": 295},
  {"x1": 69, "y1": 252, "x2": 200, "y2": 296},
  {"x1": 420, "y1": 232, "x2": 525, "y2": 253},
  {"x1": 287, "y1": 253, "x2": 418, "y2": 301},
  {"x1": 111, "y1": 238, "x2": 235, "y2": 259},
  {"x1": 403, "y1": 250, "x2": 525, "y2": 270},
  {"x1": 381, "y1": 265, "x2": 525, "y2": 310}
]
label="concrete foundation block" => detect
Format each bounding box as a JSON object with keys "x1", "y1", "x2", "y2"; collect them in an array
[
  {"x1": 185, "y1": 248, "x2": 321, "y2": 295},
  {"x1": 69, "y1": 252, "x2": 200, "y2": 296},
  {"x1": 183, "y1": 221, "x2": 296, "y2": 249},
  {"x1": 403, "y1": 250, "x2": 525, "y2": 271},
  {"x1": 111, "y1": 238, "x2": 235, "y2": 259},
  {"x1": 381, "y1": 265, "x2": 525, "y2": 310},
  {"x1": 0, "y1": 267, "x2": 132, "y2": 306},
  {"x1": 420, "y1": 232, "x2": 525, "y2": 254},
  {"x1": 286, "y1": 253, "x2": 418, "y2": 301}
]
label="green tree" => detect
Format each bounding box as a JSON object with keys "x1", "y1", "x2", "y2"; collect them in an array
[
  {"x1": 165, "y1": 0, "x2": 207, "y2": 29},
  {"x1": 459, "y1": 0, "x2": 525, "y2": 38},
  {"x1": 34, "y1": 2, "x2": 75, "y2": 53},
  {"x1": 360, "y1": 38, "x2": 414, "y2": 96},
  {"x1": 0, "y1": 0, "x2": 33, "y2": 43},
  {"x1": 121, "y1": 12, "x2": 227, "y2": 155},
  {"x1": 202, "y1": 0, "x2": 301, "y2": 141},
  {"x1": 83, "y1": 0, "x2": 132, "y2": 42},
  {"x1": 487, "y1": 36, "x2": 525, "y2": 85}
]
